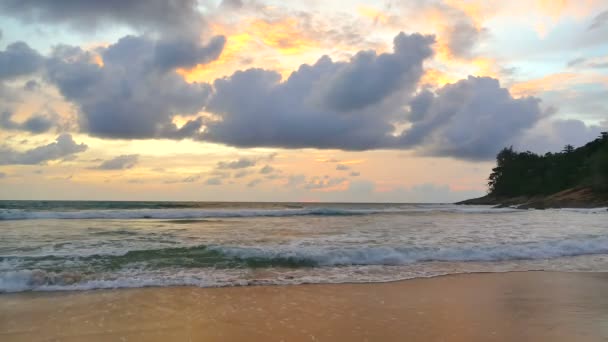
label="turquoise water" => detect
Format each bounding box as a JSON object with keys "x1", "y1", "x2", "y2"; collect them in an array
[{"x1": 1, "y1": 201, "x2": 607, "y2": 292}]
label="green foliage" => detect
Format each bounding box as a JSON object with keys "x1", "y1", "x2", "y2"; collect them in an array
[{"x1": 488, "y1": 132, "x2": 608, "y2": 196}]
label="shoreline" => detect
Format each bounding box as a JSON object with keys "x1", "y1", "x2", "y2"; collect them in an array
[
  {"x1": 458, "y1": 187, "x2": 608, "y2": 209},
  {"x1": 2, "y1": 271, "x2": 608, "y2": 341}
]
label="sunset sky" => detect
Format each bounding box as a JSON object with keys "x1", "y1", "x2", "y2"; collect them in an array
[{"x1": 0, "y1": 0, "x2": 607, "y2": 202}]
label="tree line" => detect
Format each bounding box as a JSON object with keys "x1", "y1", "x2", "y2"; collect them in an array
[{"x1": 488, "y1": 132, "x2": 608, "y2": 197}]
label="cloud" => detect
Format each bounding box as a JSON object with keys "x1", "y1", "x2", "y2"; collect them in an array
[
  {"x1": 0, "y1": 0, "x2": 206, "y2": 37},
  {"x1": 0, "y1": 172, "x2": 6, "y2": 178},
  {"x1": 444, "y1": 20, "x2": 486, "y2": 59},
  {"x1": 313, "y1": 32, "x2": 435, "y2": 111},
  {"x1": 45, "y1": 34, "x2": 223, "y2": 139},
  {"x1": 517, "y1": 119, "x2": 605, "y2": 154},
  {"x1": 566, "y1": 56, "x2": 608, "y2": 69},
  {"x1": 0, "y1": 134, "x2": 87, "y2": 165},
  {"x1": 94, "y1": 154, "x2": 139, "y2": 170},
  {"x1": 217, "y1": 157, "x2": 257, "y2": 169},
  {"x1": 206, "y1": 177, "x2": 223, "y2": 185},
  {"x1": 164, "y1": 174, "x2": 201, "y2": 184},
  {"x1": 217, "y1": 153, "x2": 277, "y2": 170},
  {"x1": 233, "y1": 170, "x2": 252, "y2": 178},
  {"x1": 589, "y1": 10, "x2": 608, "y2": 30},
  {"x1": 265, "y1": 173, "x2": 283, "y2": 180},
  {"x1": 350, "y1": 171, "x2": 361, "y2": 177},
  {"x1": 203, "y1": 32, "x2": 435, "y2": 150},
  {"x1": 199, "y1": 32, "x2": 550, "y2": 160},
  {"x1": 153, "y1": 36, "x2": 226, "y2": 72},
  {"x1": 336, "y1": 164, "x2": 350, "y2": 171},
  {"x1": 394, "y1": 0, "x2": 487, "y2": 60},
  {"x1": 287, "y1": 174, "x2": 306, "y2": 187},
  {"x1": 401, "y1": 76, "x2": 543, "y2": 160},
  {"x1": 303, "y1": 176, "x2": 348, "y2": 190},
  {"x1": 247, "y1": 178, "x2": 263, "y2": 187},
  {"x1": 23, "y1": 79, "x2": 41, "y2": 91},
  {"x1": 567, "y1": 57, "x2": 587, "y2": 67},
  {"x1": 0, "y1": 41, "x2": 44, "y2": 80},
  {"x1": 0, "y1": 28, "x2": 567, "y2": 162},
  {"x1": 220, "y1": 0, "x2": 247, "y2": 9},
  {"x1": 0, "y1": 111, "x2": 54, "y2": 133},
  {"x1": 259, "y1": 165, "x2": 275, "y2": 174}
]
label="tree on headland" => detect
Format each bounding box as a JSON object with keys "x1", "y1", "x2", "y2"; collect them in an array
[{"x1": 487, "y1": 135, "x2": 608, "y2": 196}]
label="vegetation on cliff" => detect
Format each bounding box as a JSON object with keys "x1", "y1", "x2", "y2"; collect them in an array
[{"x1": 487, "y1": 132, "x2": 608, "y2": 197}]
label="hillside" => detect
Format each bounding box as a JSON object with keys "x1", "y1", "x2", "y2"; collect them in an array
[{"x1": 460, "y1": 132, "x2": 608, "y2": 208}]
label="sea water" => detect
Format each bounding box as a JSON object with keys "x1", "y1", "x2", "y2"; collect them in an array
[{"x1": 1, "y1": 201, "x2": 607, "y2": 292}]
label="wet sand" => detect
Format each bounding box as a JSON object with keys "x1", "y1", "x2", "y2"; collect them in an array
[{"x1": 1, "y1": 271, "x2": 608, "y2": 341}]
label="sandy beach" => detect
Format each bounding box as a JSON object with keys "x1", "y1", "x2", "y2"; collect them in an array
[{"x1": 1, "y1": 271, "x2": 607, "y2": 341}]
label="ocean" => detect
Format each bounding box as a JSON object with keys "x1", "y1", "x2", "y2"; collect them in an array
[{"x1": 1, "y1": 201, "x2": 607, "y2": 293}]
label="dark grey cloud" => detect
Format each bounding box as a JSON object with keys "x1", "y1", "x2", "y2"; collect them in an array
[
  {"x1": 401, "y1": 76, "x2": 543, "y2": 160},
  {"x1": 153, "y1": 35, "x2": 226, "y2": 72},
  {"x1": 24, "y1": 79, "x2": 41, "y2": 91},
  {"x1": 0, "y1": 134, "x2": 87, "y2": 165},
  {"x1": 0, "y1": 111, "x2": 54, "y2": 133},
  {"x1": 315, "y1": 33, "x2": 435, "y2": 111},
  {"x1": 201, "y1": 33, "x2": 544, "y2": 160},
  {"x1": 0, "y1": 0, "x2": 205, "y2": 37},
  {"x1": 46, "y1": 34, "x2": 223, "y2": 139},
  {"x1": 0, "y1": 41, "x2": 44, "y2": 80},
  {"x1": 94, "y1": 154, "x2": 139, "y2": 170},
  {"x1": 203, "y1": 32, "x2": 435, "y2": 150},
  {"x1": 589, "y1": 10, "x2": 608, "y2": 30}
]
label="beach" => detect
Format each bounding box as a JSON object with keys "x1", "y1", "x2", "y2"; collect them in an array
[{"x1": 2, "y1": 271, "x2": 608, "y2": 341}]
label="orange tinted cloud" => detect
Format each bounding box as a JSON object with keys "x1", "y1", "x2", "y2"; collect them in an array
[
  {"x1": 249, "y1": 18, "x2": 320, "y2": 55},
  {"x1": 357, "y1": 5, "x2": 391, "y2": 25},
  {"x1": 421, "y1": 68, "x2": 458, "y2": 87},
  {"x1": 93, "y1": 54, "x2": 104, "y2": 67},
  {"x1": 510, "y1": 72, "x2": 608, "y2": 96},
  {"x1": 443, "y1": 0, "x2": 486, "y2": 29},
  {"x1": 178, "y1": 17, "x2": 322, "y2": 83}
]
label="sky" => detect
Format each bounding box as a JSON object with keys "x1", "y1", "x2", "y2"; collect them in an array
[{"x1": 0, "y1": 0, "x2": 607, "y2": 202}]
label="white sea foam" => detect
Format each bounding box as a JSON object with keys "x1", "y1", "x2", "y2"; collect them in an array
[
  {"x1": 3, "y1": 254, "x2": 608, "y2": 293},
  {"x1": 212, "y1": 235, "x2": 608, "y2": 265}
]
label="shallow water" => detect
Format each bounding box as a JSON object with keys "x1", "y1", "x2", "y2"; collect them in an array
[{"x1": 1, "y1": 201, "x2": 607, "y2": 292}]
